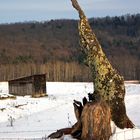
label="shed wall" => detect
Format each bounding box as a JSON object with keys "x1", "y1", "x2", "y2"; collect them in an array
[
  {"x1": 9, "y1": 74, "x2": 46, "y2": 97},
  {"x1": 9, "y1": 82, "x2": 33, "y2": 96}
]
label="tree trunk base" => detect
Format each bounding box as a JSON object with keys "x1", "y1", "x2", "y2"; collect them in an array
[{"x1": 48, "y1": 97, "x2": 112, "y2": 140}]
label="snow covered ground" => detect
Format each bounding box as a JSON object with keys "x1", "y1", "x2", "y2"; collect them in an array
[{"x1": 0, "y1": 82, "x2": 140, "y2": 140}]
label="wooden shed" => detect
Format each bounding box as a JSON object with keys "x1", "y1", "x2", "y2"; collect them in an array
[{"x1": 8, "y1": 74, "x2": 47, "y2": 97}]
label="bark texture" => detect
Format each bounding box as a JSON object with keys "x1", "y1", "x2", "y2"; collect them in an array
[
  {"x1": 71, "y1": 0, "x2": 134, "y2": 129},
  {"x1": 72, "y1": 100, "x2": 112, "y2": 140}
]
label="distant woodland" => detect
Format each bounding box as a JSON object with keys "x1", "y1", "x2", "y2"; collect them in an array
[{"x1": 0, "y1": 14, "x2": 140, "y2": 81}]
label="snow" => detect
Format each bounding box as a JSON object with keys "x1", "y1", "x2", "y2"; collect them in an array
[
  {"x1": 0, "y1": 82, "x2": 140, "y2": 139},
  {"x1": 0, "y1": 82, "x2": 15, "y2": 99}
]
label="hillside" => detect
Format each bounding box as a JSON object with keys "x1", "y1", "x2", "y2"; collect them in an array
[{"x1": 0, "y1": 14, "x2": 140, "y2": 81}]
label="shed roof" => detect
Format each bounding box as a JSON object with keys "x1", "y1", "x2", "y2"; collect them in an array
[{"x1": 8, "y1": 74, "x2": 46, "y2": 82}]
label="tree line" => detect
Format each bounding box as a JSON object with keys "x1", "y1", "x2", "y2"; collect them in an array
[
  {"x1": 0, "y1": 62, "x2": 92, "y2": 82},
  {"x1": 0, "y1": 14, "x2": 140, "y2": 81}
]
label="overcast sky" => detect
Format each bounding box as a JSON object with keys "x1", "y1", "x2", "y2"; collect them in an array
[{"x1": 0, "y1": 0, "x2": 140, "y2": 24}]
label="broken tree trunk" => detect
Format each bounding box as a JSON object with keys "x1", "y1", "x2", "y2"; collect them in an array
[
  {"x1": 82, "y1": 102, "x2": 111, "y2": 140},
  {"x1": 71, "y1": 99, "x2": 112, "y2": 140},
  {"x1": 48, "y1": 98, "x2": 112, "y2": 140},
  {"x1": 48, "y1": 0, "x2": 134, "y2": 139},
  {"x1": 71, "y1": 0, "x2": 134, "y2": 129}
]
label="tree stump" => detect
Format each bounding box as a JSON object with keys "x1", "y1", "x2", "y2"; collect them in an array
[
  {"x1": 48, "y1": 97, "x2": 112, "y2": 140},
  {"x1": 72, "y1": 100, "x2": 111, "y2": 140}
]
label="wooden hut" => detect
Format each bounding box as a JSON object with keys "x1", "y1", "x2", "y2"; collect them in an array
[{"x1": 8, "y1": 74, "x2": 47, "y2": 97}]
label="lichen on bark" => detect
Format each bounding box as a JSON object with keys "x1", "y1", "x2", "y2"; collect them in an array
[{"x1": 71, "y1": 0, "x2": 134, "y2": 128}]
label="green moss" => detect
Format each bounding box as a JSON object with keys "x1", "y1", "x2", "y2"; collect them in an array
[{"x1": 77, "y1": 8, "x2": 133, "y2": 128}]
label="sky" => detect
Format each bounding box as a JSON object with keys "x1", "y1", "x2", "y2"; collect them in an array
[{"x1": 0, "y1": 0, "x2": 140, "y2": 24}]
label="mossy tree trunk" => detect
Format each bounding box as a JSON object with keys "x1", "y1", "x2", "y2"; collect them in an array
[
  {"x1": 71, "y1": 0, "x2": 134, "y2": 129},
  {"x1": 48, "y1": 0, "x2": 134, "y2": 139}
]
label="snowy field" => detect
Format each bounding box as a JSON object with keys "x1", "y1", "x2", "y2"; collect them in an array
[{"x1": 0, "y1": 82, "x2": 140, "y2": 140}]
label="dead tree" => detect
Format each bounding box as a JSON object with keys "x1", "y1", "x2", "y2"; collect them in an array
[
  {"x1": 48, "y1": 0, "x2": 134, "y2": 139},
  {"x1": 70, "y1": 0, "x2": 134, "y2": 129}
]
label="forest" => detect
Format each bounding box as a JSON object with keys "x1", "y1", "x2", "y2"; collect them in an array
[{"x1": 0, "y1": 14, "x2": 140, "y2": 81}]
